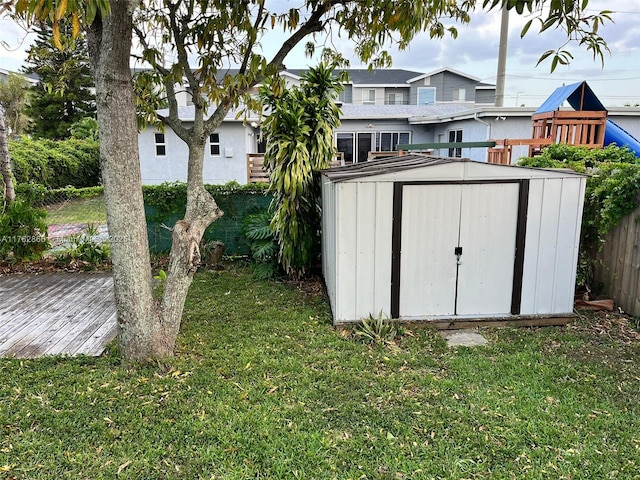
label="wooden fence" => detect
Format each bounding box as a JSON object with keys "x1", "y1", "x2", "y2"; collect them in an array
[{"x1": 595, "y1": 203, "x2": 640, "y2": 316}]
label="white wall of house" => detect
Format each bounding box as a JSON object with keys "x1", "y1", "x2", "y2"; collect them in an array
[
  {"x1": 431, "y1": 119, "x2": 491, "y2": 161},
  {"x1": 139, "y1": 122, "x2": 254, "y2": 185},
  {"x1": 608, "y1": 111, "x2": 640, "y2": 139}
]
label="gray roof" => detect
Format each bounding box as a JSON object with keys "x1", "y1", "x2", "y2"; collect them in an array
[
  {"x1": 156, "y1": 105, "x2": 260, "y2": 122},
  {"x1": 322, "y1": 154, "x2": 587, "y2": 182},
  {"x1": 160, "y1": 103, "x2": 473, "y2": 122},
  {"x1": 339, "y1": 103, "x2": 472, "y2": 120},
  {"x1": 281, "y1": 69, "x2": 423, "y2": 85}
]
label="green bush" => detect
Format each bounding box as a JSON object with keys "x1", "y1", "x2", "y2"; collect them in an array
[
  {"x1": 9, "y1": 136, "x2": 101, "y2": 188},
  {"x1": 0, "y1": 200, "x2": 50, "y2": 262},
  {"x1": 54, "y1": 224, "x2": 110, "y2": 268},
  {"x1": 519, "y1": 144, "x2": 640, "y2": 243},
  {"x1": 241, "y1": 209, "x2": 280, "y2": 279}
]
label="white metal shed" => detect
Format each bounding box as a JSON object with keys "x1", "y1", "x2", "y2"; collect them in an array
[{"x1": 321, "y1": 155, "x2": 586, "y2": 326}]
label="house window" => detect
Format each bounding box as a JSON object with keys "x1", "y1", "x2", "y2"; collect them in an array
[
  {"x1": 363, "y1": 89, "x2": 376, "y2": 105},
  {"x1": 209, "y1": 133, "x2": 220, "y2": 156},
  {"x1": 453, "y1": 88, "x2": 466, "y2": 102},
  {"x1": 417, "y1": 87, "x2": 436, "y2": 106},
  {"x1": 387, "y1": 92, "x2": 404, "y2": 105},
  {"x1": 448, "y1": 129, "x2": 463, "y2": 157},
  {"x1": 336, "y1": 133, "x2": 355, "y2": 165},
  {"x1": 377, "y1": 132, "x2": 412, "y2": 151},
  {"x1": 154, "y1": 132, "x2": 166, "y2": 157}
]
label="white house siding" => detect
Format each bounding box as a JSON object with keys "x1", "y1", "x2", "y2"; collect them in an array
[
  {"x1": 139, "y1": 122, "x2": 254, "y2": 185},
  {"x1": 608, "y1": 113, "x2": 640, "y2": 139}
]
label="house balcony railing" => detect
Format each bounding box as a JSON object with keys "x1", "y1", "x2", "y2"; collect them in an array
[{"x1": 246, "y1": 153, "x2": 345, "y2": 183}]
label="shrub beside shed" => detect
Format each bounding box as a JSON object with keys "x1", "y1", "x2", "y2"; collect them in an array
[{"x1": 321, "y1": 155, "x2": 586, "y2": 326}]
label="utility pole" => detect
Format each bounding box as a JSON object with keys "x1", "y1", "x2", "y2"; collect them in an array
[{"x1": 495, "y1": 6, "x2": 509, "y2": 107}]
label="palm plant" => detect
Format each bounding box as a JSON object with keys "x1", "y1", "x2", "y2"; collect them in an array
[{"x1": 260, "y1": 63, "x2": 345, "y2": 279}]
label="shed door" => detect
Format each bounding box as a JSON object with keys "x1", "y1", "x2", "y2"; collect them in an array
[{"x1": 399, "y1": 183, "x2": 519, "y2": 317}]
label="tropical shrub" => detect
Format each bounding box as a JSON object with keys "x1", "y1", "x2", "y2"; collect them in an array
[
  {"x1": 0, "y1": 199, "x2": 50, "y2": 262},
  {"x1": 241, "y1": 209, "x2": 280, "y2": 279},
  {"x1": 54, "y1": 224, "x2": 110, "y2": 268},
  {"x1": 260, "y1": 63, "x2": 345, "y2": 279}
]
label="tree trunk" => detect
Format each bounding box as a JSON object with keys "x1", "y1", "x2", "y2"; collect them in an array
[
  {"x1": 87, "y1": 1, "x2": 223, "y2": 361},
  {"x1": 161, "y1": 138, "x2": 223, "y2": 340},
  {"x1": 0, "y1": 109, "x2": 15, "y2": 206},
  {"x1": 87, "y1": 0, "x2": 167, "y2": 360}
]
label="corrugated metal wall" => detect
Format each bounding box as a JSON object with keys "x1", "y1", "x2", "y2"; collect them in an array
[
  {"x1": 333, "y1": 182, "x2": 394, "y2": 323},
  {"x1": 520, "y1": 177, "x2": 585, "y2": 315}
]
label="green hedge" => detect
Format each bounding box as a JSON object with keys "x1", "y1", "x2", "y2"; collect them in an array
[
  {"x1": 144, "y1": 182, "x2": 271, "y2": 255},
  {"x1": 9, "y1": 137, "x2": 101, "y2": 188}
]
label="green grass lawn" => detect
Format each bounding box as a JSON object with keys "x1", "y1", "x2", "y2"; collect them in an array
[
  {"x1": 45, "y1": 195, "x2": 107, "y2": 225},
  {"x1": 1, "y1": 265, "x2": 639, "y2": 479}
]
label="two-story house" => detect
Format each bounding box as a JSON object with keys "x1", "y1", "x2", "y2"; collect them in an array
[{"x1": 138, "y1": 67, "x2": 501, "y2": 184}]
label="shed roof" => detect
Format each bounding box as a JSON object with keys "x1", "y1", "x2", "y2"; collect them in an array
[
  {"x1": 322, "y1": 154, "x2": 586, "y2": 182},
  {"x1": 534, "y1": 81, "x2": 606, "y2": 114},
  {"x1": 323, "y1": 155, "x2": 458, "y2": 182}
]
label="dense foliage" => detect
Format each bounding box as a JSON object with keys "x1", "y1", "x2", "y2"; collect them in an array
[
  {"x1": 260, "y1": 64, "x2": 344, "y2": 279},
  {"x1": 519, "y1": 144, "x2": 640, "y2": 245},
  {"x1": 70, "y1": 117, "x2": 99, "y2": 141},
  {"x1": 22, "y1": 21, "x2": 95, "y2": 140},
  {"x1": 9, "y1": 137, "x2": 101, "y2": 189},
  {"x1": 241, "y1": 209, "x2": 280, "y2": 279},
  {"x1": 0, "y1": 199, "x2": 49, "y2": 262},
  {"x1": 142, "y1": 181, "x2": 268, "y2": 217}
]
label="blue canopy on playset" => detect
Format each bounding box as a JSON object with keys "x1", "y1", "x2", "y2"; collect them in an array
[
  {"x1": 535, "y1": 81, "x2": 640, "y2": 157},
  {"x1": 535, "y1": 81, "x2": 606, "y2": 114}
]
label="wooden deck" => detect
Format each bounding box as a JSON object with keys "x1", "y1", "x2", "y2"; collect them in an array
[{"x1": 0, "y1": 273, "x2": 118, "y2": 358}]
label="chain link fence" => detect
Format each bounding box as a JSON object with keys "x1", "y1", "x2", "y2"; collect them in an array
[{"x1": 15, "y1": 185, "x2": 108, "y2": 251}]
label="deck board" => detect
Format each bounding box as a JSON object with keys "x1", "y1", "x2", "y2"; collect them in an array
[{"x1": 0, "y1": 273, "x2": 118, "y2": 358}]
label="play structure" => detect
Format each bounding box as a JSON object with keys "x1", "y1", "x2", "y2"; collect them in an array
[{"x1": 488, "y1": 81, "x2": 640, "y2": 164}]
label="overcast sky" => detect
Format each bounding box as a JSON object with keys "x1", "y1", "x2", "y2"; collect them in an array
[{"x1": 1, "y1": 1, "x2": 638, "y2": 107}]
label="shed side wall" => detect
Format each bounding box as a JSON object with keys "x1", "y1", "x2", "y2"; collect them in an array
[
  {"x1": 334, "y1": 181, "x2": 394, "y2": 323},
  {"x1": 520, "y1": 177, "x2": 584, "y2": 314}
]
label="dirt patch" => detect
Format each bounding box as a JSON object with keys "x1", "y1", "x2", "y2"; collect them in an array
[
  {"x1": 557, "y1": 310, "x2": 640, "y2": 373},
  {"x1": 0, "y1": 258, "x2": 111, "y2": 276}
]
